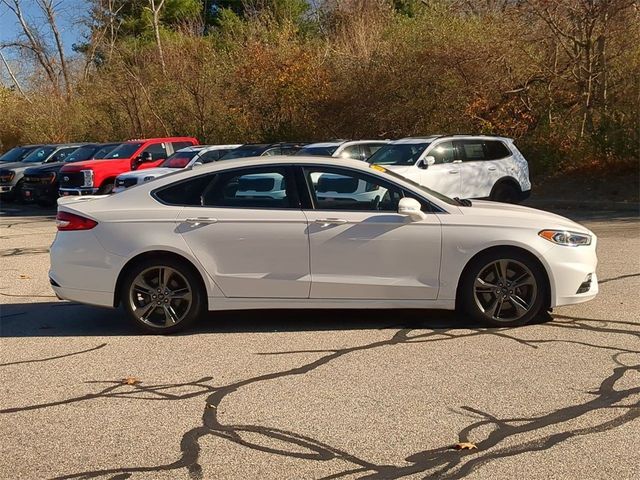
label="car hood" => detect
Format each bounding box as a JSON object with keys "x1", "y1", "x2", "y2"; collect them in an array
[
  {"x1": 460, "y1": 200, "x2": 591, "y2": 234},
  {"x1": 378, "y1": 165, "x2": 414, "y2": 175},
  {"x1": 118, "y1": 167, "x2": 176, "y2": 179},
  {"x1": 0, "y1": 161, "x2": 36, "y2": 171},
  {"x1": 24, "y1": 162, "x2": 65, "y2": 174},
  {"x1": 61, "y1": 159, "x2": 124, "y2": 171}
]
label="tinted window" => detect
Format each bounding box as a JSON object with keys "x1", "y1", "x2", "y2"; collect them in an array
[
  {"x1": 50, "y1": 147, "x2": 80, "y2": 162},
  {"x1": 143, "y1": 143, "x2": 167, "y2": 160},
  {"x1": 220, "y1": 146, "x2": 268, "y2": 160},
  {"x1": 154, "y1": 174, "x2": 214, "y2": 206},
  {"x1": 160, "y1": 151, "x2": 198, "y2": 168},
  {"x1": 172, "y1": 141, "x2": 193, "y2": 152},
  {"x1": 199, "y1": 150, "x2": 225, "y2": 163},
  {"x1": 64, "y1": 145, "x2": 100, "y2": 162},
  {"x1": 460, "y1": 141, "x2": 486, "y2": 161},
  {"x1": 362, "y1": 143, "x2": 385, "y2": 158},
  {"x1": 93, "y1": 144, "x2": 120, "y2": 159},
  {"x1": 304, "y1": 167, "x2": 403, "y2": 211},
  {"x1": 367, "y1": 143, "x2": 430, "y2": 166},
  {"x1": 484, "y1": 140, "x2": 511, "y2": 160},
  {"x1": 0, "y1": 146, "x2": 32, "y2": 162},
  {"x1": 22, "y1": 146, "x2": 56, "y2": 163},
  {"x1": 338, "y1": 145, "x2": 363, "y2": 160},
  {"x1": 294, "y1": 146, "x2": 338, "y2": 156},
  {"x1": 105, "y1": 142, "x2": 143, "y2": 159},
  {"x1": 202, "y1": 167, "x2": 292, "y2": 209},
  {"x1": 429, "y1": 141, "x2": 456, "y2": 164}
]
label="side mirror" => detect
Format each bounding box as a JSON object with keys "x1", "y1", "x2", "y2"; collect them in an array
[
  {"x1": 398, "y1": 197, "x2": 426, "y2": 221},
  {"x1": 192, "y1": 161, "x2": 203, "y2": 167},
  {"x1": 418, "y1": 156, "x2": 436, "y2": 169}
]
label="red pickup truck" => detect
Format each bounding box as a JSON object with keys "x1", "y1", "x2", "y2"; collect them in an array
[{"x1": 58, "y1": 137, "x2": 199, "y2": 195}]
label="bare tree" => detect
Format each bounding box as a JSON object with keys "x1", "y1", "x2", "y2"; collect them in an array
[
  {"x1": 36, "y1": 0, "x2": 72, "y2": 97},
  {"x1": 147, "y1": 0, "x2": 167, "y2": 74},
  {"x1": 0, "y1": 48, "x2": 31, "y2": 102}
]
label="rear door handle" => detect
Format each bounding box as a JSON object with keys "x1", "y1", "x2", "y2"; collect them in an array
[
  {"x1": 185, "y1": 217, "x2": 218, "y2": 225},
  {"x1": 314, "y1": 218, "x2": 347, "y2": 225},
  {"x1": 448, "y1": 170, "x2": 459, "y2": 174},
  {"x1": 487, "y1": 166, "x2": 497, "y2": 171}
]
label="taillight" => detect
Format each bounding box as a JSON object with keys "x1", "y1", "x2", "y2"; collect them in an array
[{"x1": 56, "y1": 211, "x2": 98, "y2": 231}]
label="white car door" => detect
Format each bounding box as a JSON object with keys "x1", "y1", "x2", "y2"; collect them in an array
[
  {"x1": 301, "y1": 166, "x2": 442, "y2": 300},
  {"x1": 174, "y1": 166, "x2": 310, "y2": 298},
  {"x1": 419, "y1": 141, "x2": 462, "y2": 198},
  {"x1": 456, "y1": 139, "x2": 506, "y2": 199}
]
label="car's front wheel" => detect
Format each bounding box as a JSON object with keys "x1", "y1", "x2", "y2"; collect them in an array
[
  {"x1": 460, "y1": 251, "x2": 547, "y2": 327},
  {"x1": 121, "y1": 258, "x2": 205, "y2": 333}
]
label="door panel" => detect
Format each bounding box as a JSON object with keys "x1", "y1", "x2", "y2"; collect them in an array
[
  {"x1": 300, "y1": 165, "x2": 442, "y2": 300},
  {"x1": 177, "y1": 208, "x2": 310, "y2": 298},
  {"x1": 419, "y1": 141, "x2": 461, "y2": 197},
  {"x1": 305, "y1": 211, "x2": 441, "y2": 299}
]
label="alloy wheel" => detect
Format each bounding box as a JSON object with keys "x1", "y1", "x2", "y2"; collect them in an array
[
  {"x1": 129, "y1": 266, "x2": 193, "y2": 328},
  {"x1": 473, "y1": 259, "x2": 537, "y2": 323}
]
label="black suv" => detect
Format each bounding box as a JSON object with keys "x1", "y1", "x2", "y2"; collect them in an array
[
  {"x1": 219, "y1": 143, "x2": 307, "y2": 160},
  {"x1": 22, "y1": 143, "x2": 121, "y2": 206}
]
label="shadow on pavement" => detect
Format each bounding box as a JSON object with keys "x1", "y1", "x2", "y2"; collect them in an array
[{"x1": 0, "y1": 301, "x2": 553, "y2": 337}]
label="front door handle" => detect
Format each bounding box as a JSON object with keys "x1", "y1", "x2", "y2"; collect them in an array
[
  {"x1": 314, "y1": 218, "x2": 347, "y2": 226},
  {"x1": 487, "y1": 166, "x2": 497, "y2": 171},
  {"x1": 185, "y1": 217, "x2": 218, "y2": 225},
  {"x1": 448, "y1": 170, "x2": 459, "y2": 174}
]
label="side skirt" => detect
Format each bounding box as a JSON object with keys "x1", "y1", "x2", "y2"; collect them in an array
[{"x1": 208, "y1": 297, "x2": 456, "y2": 311}]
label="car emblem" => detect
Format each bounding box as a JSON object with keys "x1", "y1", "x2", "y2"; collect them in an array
[{"x1": 63, "y1": 176, "x2": 69, "y2": 181}]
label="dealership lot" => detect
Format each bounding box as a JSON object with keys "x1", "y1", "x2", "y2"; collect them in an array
[{"x1": 1, "y1": 205, "x2": 638, "y2": 479}]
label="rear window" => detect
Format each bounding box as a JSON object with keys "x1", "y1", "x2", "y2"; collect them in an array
[
  {"x1": 295, "y1": 146, "x2": 338, "y2": 157},
  {"x1": 154, "y1": 174, "x2": 214, "y2": 206},
  {"x1": 160, "y1": 151, "x2": 198, "y2": 168}
]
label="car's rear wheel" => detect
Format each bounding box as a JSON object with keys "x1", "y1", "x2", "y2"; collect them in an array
[
  {"x1": 122, "y1": 258, "x2": 204, "y2": 333},
  {"x1": 460, "y1": 251, "x2": 547, "y2": 327},
  {"x1": 491, "y1": 183, "x2": 520, "y2": 203}
]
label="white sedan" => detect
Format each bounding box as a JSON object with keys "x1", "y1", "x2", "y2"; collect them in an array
[{"x1": 50, "y1": 157, "x2": 598, "y2": 333}]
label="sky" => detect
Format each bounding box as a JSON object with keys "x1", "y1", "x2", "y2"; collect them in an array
[{"x1": 0, "y1": 0, "x2": 90, "y2": 59}]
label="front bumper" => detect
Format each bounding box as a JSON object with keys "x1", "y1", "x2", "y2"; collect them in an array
[
  {"x1": 59, "y1": 187, "x2": 99, "y2": 196},
  {"x1": 0, "y1": 184, "x2": 14, "y2": 193},
  {"x1": 22, "y1": 184, "x2": 57, "y2": 202}
]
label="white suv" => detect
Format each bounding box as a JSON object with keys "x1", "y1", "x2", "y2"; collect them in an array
[
  {"x1": 367, "y1": 136, "x2": 531, "y2": 202},
  {"x1": 295, "y1": 140, "x2": 389, "y2": 161}
]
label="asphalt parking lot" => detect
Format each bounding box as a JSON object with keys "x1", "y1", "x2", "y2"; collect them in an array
[{"x1": 1, "y1": 203, "x2": 638, "y2": 480}]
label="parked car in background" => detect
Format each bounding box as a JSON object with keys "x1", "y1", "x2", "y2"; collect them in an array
[
  {"x1": 219, "y1": 142, "x2": 306, "y2": 160},
  {"x1": 113, "y1": 144, "x2": 241, "y2": 193},
  {"x1": 58, "y1": 137, "x2": 198, "y2": 196},
  {"x1": 0, "y1": 144, "x2": 44, "y2": 163},
  {"x1": 294, "y1": 140, "x2": 389, "y2": 161},
  {"x1": 367, "y1": 135, "x2": 531, "y2": 203},
  {"x1": 50, "y1": 156, "x2": 597, "y2": 333},
  {"x1": 0, "y1": 143, "x2": 85, "y2": 201},
  {"x1": 22, "y1": 143, "x2": 121, "y2": 206}
]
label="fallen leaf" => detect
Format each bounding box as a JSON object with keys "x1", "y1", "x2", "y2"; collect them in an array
[
  {"x1": 19, "y1": 274, "x2": 30, "y2": 279},
  {"x1": 453, "y1": 442, "x2": 477, "y2": 451},
  {"x1": 122, "y1": 377, "x2": 140, "y2": 385},
  {"x1": 206, "y1": 403, "x2": 216, "y2": 409}
]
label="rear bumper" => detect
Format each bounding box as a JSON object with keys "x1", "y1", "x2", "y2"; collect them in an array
[
  {"x1": 59, "y1": 187, "x2": 99, "y2": 196},
  {"x1": 50, "y1": 283, "x2": 114, "y2": 307}
]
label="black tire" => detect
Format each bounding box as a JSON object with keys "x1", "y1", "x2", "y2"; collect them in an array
[
  {"x1": 5, "y1": 180, "x2": 23, "y2": 203},
  {"x1": 121, "y1": 257, "x2": 205, "y2": 334},
  {"x1": 98, "y1": 182, "x2": 114, "y2": 194},
  {"x1": 460, "y1": 250, "x2": 547, "y2": 327},
  {"x1": 491, "y1": 183, "x2": 520, "y2": 203}
]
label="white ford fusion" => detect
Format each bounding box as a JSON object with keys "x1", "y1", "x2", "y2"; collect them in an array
[{"x1": 50, "y1": 157, "x2": 598, "y2": 333}]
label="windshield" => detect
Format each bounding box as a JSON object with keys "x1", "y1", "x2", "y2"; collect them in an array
[
  {"x1": 104, "y1": 142, "x2": 143, "y2": 159},
  {"x1": 367, "y1": 143, "x2": 430, "y2": 166},
  {"x1": 0, "y1": 146, "x2": 32, "y2": 163},
  {"x1": 294, "y1": 146, "x2": 338, "y2": 157},
  {"x1": 63, "y1": 145, "x2": 100, "y2": 163},
  {"x1": 220, "y1": 146, "x2": 267, "y2": 160},
  {"x1": 21, "y1": 146, "x2": 56, "y2": 163},
  {"x1": 160, "y1": 151, "x2": 198, "y2": 168},
  {"x1": 93, "y1": 144, "x2": 120, "y2": 159},
  {"x1": 370, "y1": 164, "x2": 458, "y2": 206}
]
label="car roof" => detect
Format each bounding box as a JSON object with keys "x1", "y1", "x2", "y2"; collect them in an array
[
  {"x1": 395, "y1": 135, "x2": 513, "y2": 143},
  {"x1": 123, "y1": 137, "x2": 197, "y2": 144},
  {"x1": 176, "y1": 144, "x2": 242, "y2": 153},
  {"x1": 302, "y1": 140, "x2": 388, "y2": 148}
]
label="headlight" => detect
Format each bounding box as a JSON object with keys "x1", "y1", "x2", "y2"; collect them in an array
[
  {"x1": 0, "y1": 171, "x2": 15, "y2": 183},
  {"x1": 81, "y1": 169, "x2": 94, "y2": 187},
  {"x1": 539, "y1": 230, "x2": 592, "y2": 246}
]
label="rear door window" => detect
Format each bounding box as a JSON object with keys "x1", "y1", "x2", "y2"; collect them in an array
[
  {"x1": 143, "y1": 142, "x2": 168, "y2": 161},
  {"x1": 484, "y1": 140, "x2": 511, "y2": 160},
  {"x1": 459, "y1": 140, "x2": 486, "y2": 162}
]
